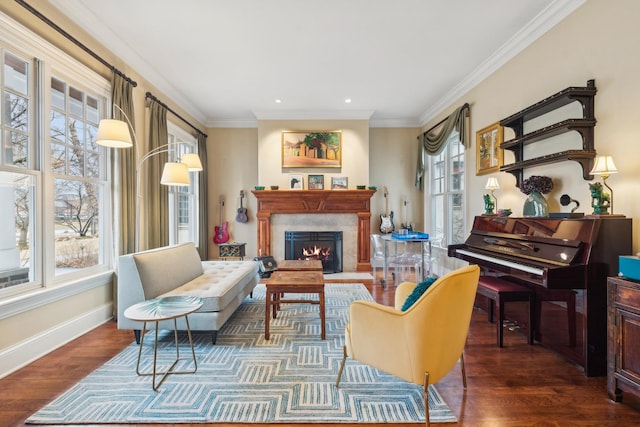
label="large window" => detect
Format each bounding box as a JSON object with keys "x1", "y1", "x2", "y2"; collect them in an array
[
  {"x1": 167, "y1": 124, "x2": 199, "y2": 247},
  {"x1": 428, "y1": 132, "x2": 465, "y2": 248},
  {"x1": 0, "y1": 24, "x2": 111, "y2": 298}
]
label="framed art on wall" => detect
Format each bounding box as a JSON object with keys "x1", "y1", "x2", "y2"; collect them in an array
[
  {"x1": 476, "y1": 122, "x2": 504, "y2": 175},
  {"x1": 331, "y1": 176, "x2": 348, "y2": 189},
  {"x1": 308, "y1": 174, "x2": 324, "y2": 190},
  {"x1": 288, "y1": 174, "x2": 303, "y2": 189},
  {"x1": 282, "y1": 131, "x2": 342, "y2": 168}
]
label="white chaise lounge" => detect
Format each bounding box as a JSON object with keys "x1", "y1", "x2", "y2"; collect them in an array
[{"x1": 117, "y1": 242, "x2": 259, "y2": 343}]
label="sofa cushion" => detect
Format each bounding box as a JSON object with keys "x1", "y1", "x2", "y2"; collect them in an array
[
  {"x1": 133, "y1": 243, "x2": 204, "y2": 299},
  {"x1": 161, "y1": 260, "x2": 259, "y2": 311}
]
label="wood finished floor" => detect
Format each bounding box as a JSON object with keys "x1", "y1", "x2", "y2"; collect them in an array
[{"x1": 1, "y1": 277, "x2": 640, "y2": 427}]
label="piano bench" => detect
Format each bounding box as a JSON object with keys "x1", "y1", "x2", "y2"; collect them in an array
[{"x1": 476, "y1": 276, "x2": 535, "y2": 347}]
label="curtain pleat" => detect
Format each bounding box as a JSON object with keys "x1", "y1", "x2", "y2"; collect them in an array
[
  {"x1": 145, "y1": 100, "x2": 169, "y2": 250},
  {"x1": 415, "y1": 104, "x2": 469, "y2": 190},
  {"x1": 111, "y1": 74, "x2": 136, "y2": 255},
  {"x1": 196, "y1": 132, "x2": 209, "y2": 260}
]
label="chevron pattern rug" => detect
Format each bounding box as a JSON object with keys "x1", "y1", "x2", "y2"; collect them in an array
[{"x1": 27, "y1": 283, "x2": 456, "y2": 424}]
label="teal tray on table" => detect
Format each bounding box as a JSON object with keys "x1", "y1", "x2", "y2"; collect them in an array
[{"x1": 391, "y1": 231, "x2": 430, "y2": 240}]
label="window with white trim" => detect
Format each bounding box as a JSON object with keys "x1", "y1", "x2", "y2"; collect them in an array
[
  {"x1": 0, "y1": 19, "x2": 111, "y2": 298},
  {"x1": 167, "y1": 123, "x2": 199, "y2": 247},
  {"x1": 429, "y1": 132, "x2": 465, "y2": 248}
]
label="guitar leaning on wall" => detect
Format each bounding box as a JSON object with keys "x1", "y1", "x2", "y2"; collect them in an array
[
  {"x1": 236, "y1": 190, "x2": 248, "y2": 223},
  {"x1": 379, "y1": 186, "x2": 395, "y2": 234},
  {"x1": 213, "y1": 195, "x2": 230, "y2": 244}
]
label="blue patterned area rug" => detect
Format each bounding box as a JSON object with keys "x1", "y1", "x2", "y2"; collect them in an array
[{"x1": 27, "y1": 283, "x2": 456, "y2": 424}]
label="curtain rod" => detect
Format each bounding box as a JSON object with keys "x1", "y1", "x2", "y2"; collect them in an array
[
  {"x1": 15, "y1": 0, "x2": 137, "y2": 87},
  {"x1": 146, "y1": 92, "x2": 207, "y2": 138},
  {"x1": 424, "y1": 102, "x2": 469, "y2": 135}
]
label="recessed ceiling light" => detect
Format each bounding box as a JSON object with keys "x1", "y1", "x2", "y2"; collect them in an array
[
  {"x1": 344, "y1": 98, "x2": 352, "y2": 104},
  {"x1": 275, "y1": 99, "x2": 282, "y2": 103}
]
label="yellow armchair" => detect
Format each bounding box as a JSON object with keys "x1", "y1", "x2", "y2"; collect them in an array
[{"x1": 336, "y1": 265, "x2": 480, "y2": 426}]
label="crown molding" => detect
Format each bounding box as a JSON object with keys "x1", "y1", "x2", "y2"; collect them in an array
[
  {"x1": 369, "y1": 117, "x2": 421, "y2": 128},
  {"x1": 206, "y1": 118, "x2": 258, "y2": 128},
  {"x1": 418, "y1": 0, "x2": 586, "y2": 127}
]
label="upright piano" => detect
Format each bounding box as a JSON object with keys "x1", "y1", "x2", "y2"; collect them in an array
[{"x1": 449, "y1": 215, "x2": 632, "y2": 376}]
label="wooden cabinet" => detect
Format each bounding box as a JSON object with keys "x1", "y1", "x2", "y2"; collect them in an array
[
  {"x1": 499, "y1": 79, "x2": 597, "y2": 187},
  {"x1": 607, "y1": 276, "x2": 640, "y2": 402}
]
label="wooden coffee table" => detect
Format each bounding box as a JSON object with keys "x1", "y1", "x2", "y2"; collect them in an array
[
  {"x1": 277, "y1": 259, "x2": 323, "y2": 271},
  {"x1": 265, "y1": 270, "x2": 325, "y2": 340}
]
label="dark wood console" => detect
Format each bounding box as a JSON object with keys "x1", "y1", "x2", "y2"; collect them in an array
[{"x1": 608, "y1": 276, "x2": 640, "y2": 402}]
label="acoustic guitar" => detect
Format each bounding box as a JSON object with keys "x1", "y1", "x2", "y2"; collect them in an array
[
  {"x1": 379, "y1": 186, "x2": 394, "y2": 234},
  {"x1": 236, "y1": 190, "x2": 248, "y2": 223},
  {"x1": 213, "y1": 195, "x2": 230, "y2": 244}
]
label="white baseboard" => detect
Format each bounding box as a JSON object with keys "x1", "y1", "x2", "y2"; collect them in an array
[{"x1": 0, "y1": 303, "x2": 113, "y2": 379}]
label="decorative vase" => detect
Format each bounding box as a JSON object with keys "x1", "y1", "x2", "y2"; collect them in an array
[{"x1": 523, "y1": 191, "x2": 548, "y2": 217}]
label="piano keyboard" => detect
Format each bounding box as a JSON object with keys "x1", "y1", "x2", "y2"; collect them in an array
[{"x1": 456, "y1": 249, "x2": 545, "y2": 276}]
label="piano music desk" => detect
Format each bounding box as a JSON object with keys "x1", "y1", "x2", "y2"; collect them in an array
[{"x1": 477, "y1": 276, "x2": 534, "y2": 347}]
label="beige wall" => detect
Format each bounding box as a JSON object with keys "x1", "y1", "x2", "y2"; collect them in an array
[
  {"x1": 423, "y1": 0, "x2": 640, "y2": 254},
  {"x1": 206, "y1": 123, "x2": 423, "y2": 261}
]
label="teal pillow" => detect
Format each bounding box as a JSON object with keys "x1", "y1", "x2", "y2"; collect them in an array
[{"x1": 401, "y1": 276, "x2": 438, "y2": 312}]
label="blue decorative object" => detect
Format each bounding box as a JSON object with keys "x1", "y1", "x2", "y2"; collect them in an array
[{"x1": 401, "y1": 276, "x2": 438, "y2": 311}]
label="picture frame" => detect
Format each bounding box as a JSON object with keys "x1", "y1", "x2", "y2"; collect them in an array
[
  {"x1": 282, "y1": 131, "x2": 342, "y2": 168},
  {"x1": 288, "y1": 174, "x2": 304, "y2": 190},
  {"x1": 476, "y1": 122, "x2": 504, "y2": 175},
  {"x1": 331, "y1": 176, "x2": 348, "y2": 190},
  {"x1": 308, "y1": 174, "x2": 324, "y2": 190}
]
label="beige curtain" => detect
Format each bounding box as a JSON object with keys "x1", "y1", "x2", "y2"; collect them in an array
[
  {"x1": 415, "y1": 103, "x2": 469, "y2": 190},
  {"x1": 111, "y1": 74, "x2": 136, "y2": 254},
  {"x1": 144, "y1": 99, "x2": 169, "y2": 249},
  {"x1": 196, "y1": 131, "x2": 209, "y2": 260}
]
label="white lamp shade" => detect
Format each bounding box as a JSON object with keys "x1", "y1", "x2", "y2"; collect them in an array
[
  {"x1": 485, "y1": 177, "x2": 500, "y2": 190},
  {"x1": 96, "y1": 119, "x2": 133, "y2": 148},
  {"x1": 160, "y1": 162, "x2": 190, "y2": 186},
  {"x1": 181, "y1": 153, "x2": 203, "y2": 171},
  {"x1": 590, "y1": 155, "x2": 618, "y2": 176}
]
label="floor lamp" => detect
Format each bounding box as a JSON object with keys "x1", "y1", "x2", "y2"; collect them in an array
[{"x1": 96, "y1": 105, "x2": 203, "y2": 252}]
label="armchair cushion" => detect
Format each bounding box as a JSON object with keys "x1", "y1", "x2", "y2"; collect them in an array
[{"x1": 400, "y1": 276, "x2": 438, "y2": 311}]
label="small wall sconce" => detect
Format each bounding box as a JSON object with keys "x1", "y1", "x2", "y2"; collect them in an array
[{"x1": 589, "y1": 155, "x2": 618, "y2": 214}]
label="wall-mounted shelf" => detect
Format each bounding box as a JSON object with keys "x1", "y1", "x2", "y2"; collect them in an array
[{"x1": 499, "y1": 80, "x2": 597, "y2": 186}]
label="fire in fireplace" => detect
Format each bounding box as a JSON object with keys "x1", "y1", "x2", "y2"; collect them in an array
[{"x1": 284, "y1": 231, "x2": 343, "y2": 273}]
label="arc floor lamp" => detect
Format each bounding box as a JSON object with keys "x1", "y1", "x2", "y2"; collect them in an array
[{"x1": 96, "y1": 104, "x2": 203, "y2": 251}]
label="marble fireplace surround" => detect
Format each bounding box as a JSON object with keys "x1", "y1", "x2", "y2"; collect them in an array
[{"x1": 251, "y1": 190, "x2": 375, "y2": 272}]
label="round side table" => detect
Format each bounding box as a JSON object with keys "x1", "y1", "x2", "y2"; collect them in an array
[{"x1": 124, "y1": 295, "x2": 203, "y2": 390}]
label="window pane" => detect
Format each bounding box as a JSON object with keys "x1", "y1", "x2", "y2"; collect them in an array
[
  {"x1": 50, "y1": 77, "x2": 66, "y2": 110},
  {"x1": 49, "y1": 110, "x2": 66, "y2": 143},
  {"x1": 3, "y1": 52, "x2": 28, "y2": 95},
  {"x1": 4, "y1": 91, "x2": 29, "y2": 132},
  {"x1": 8, "y1": 130, "x2": 28, "y2": 168},
  {"x1": 0, "y1": 171, "x2": 35, "y2": 292},
  {"x1": 450, "y1": 193, "x2": 465, "y2": 244},
  {"x1": 54, "y1": 179, "x2": 100, "y2": 274},
  {"x1": 68, "y1": 118, "x2": 84, "y2": 176},
  {"x1": 69, "y1": 86, "x2": 84, "y2": 118},
  {"x1": 50, "y1": 142, "x2": 65, "y2": 173},
  {"x1": 86, "y1": 95, "x2": 99, "y2": 124}
]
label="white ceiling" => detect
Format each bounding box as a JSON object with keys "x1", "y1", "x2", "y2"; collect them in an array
[{"x1": 48, "y1": 0, "x2": 584, "y2": 128}]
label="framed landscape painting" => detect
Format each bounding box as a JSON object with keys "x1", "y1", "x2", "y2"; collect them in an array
[
  {"x1": 282, "y1": 131, "x2": 342, "y2": 168},
  {"x1": 476, "y1": 122, "x2": 503, "y2": 175},
  {"x1": 331, "y1": 176, "x2": 348, "y2": 189}
]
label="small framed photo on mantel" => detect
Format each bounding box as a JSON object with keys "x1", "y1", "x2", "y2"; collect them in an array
[
  {"x1": 331, "y1": 176, "x2": 348, "y2": 190},
  {"x1": 308, "y1": 174, "x2": 324, "y2": 190},
  {"x1": 288, "y1": 174, "x2": 303, "y2": 190}
]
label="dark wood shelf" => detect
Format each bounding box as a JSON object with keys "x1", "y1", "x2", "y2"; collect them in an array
[{"x1": 499, "y1": 80, "x2": 597, "y2": 186}]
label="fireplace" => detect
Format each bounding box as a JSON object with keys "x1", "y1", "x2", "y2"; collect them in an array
[{"x1": 285, "y1": 231, "x2": 343, "y2": 273}]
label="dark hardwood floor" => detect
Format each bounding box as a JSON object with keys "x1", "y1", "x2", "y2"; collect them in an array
[{"x1": 2, "y1": 276, "x2": 639, "y2": 427}]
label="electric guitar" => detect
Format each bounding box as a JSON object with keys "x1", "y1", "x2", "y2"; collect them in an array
[
  {"x1": 213, "y1": 195, "x2": 230, "y2": 244},
  {"x1": 236, "y1": 190, "x2": 248, "y2": 223},
  {"x1": 379, "y1": 186, "x2": 394, "y2": 234}
]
